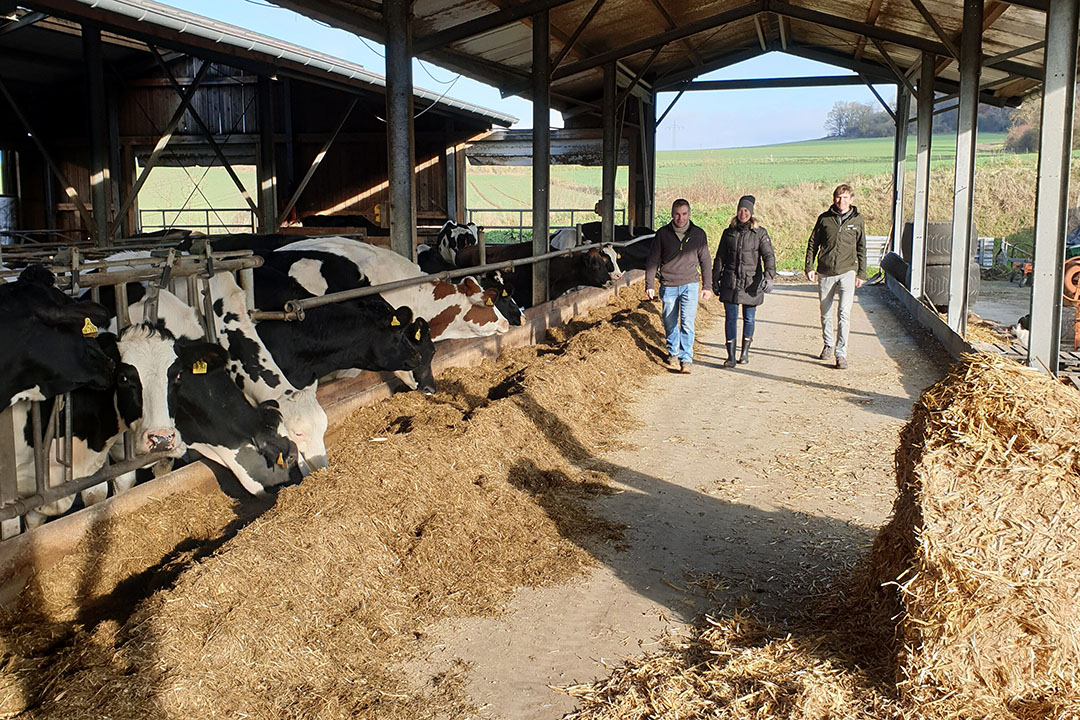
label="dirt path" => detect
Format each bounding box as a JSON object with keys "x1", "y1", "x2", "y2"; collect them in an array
[{"x1": 412, "y1": 281, "x2": 949, "y2": 719}]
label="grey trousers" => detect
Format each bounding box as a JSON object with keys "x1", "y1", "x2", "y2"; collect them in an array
[{"x1": 818, "y1": 270, "x2": 856, "y2": 358}]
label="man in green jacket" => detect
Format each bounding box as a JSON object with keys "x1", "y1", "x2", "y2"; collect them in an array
[{"x1": 805, "y1": 184, "x2": 866, "y2": 370}]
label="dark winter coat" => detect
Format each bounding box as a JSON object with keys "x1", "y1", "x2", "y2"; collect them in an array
[
  {"x1": 711, "y1": 218, "x2": 776, "y2": 307},
  {"x1": 804, "y1": 205, "x2": 867, "y2": 279},
  {"x1": 645, "y1": 221, "x2": 712, "y2": 291}
]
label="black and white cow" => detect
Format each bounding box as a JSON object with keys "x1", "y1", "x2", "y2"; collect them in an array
[
  {"x1": 12, "y1": 323, "x2": 304, "y2": 527},
  {"x1": 0, "y1": 265, "x2": 114, "y2": 409},
  {"x1": 272, "y1": 238, "x2": 510, "y2": 341},
  {"x1": 250, "y1": 263, "x2": 437, "y2": 394},
  {"x1": 456, "y1": 242, "x2": 614, "y2": 309},
  {"x1": 101, "y1": 251, "x2": 329, "y2": 471},
  {"x1": 417, "y1": 221, "x2": 481, "y2": 274}
]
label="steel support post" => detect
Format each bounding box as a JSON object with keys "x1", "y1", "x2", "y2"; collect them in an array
[
  {"x1": 643, "y1": 93, "x2": 657, "y2": 229},
  {"x1": 601, "y1": 62, "x2": 617, "y2": 245},
  {"x1": 531, "y1": 9, "x2": 551, "y2": 307},
  {"x1": 946, "y1": 0, "x2": 982, "y2": 334},
  {"x1": 83, "y1": 25, "x2": 111, "y2": 246},
  {"x1": 256, "y1": 75, "x2": 278, "y2": 233},
  {"x1": 911, "y1": 52, "x2": 936, "y2": 300},
  {"x1": 1028, "y1": 0, "x2": 1079, "y2": 372},
  {"x1": 445, "y1": 120, "x2": 458, "y2": 222},
  {"x1": 385, "y1": 0, "x2": 417, "y2": 260},
  {"x1": 891, "y1": 86, "x2": 910, "y2": 255}
]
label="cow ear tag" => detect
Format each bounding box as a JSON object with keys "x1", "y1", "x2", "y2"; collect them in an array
[
  {"x1": 82, "y1": 318, "x2": 99, "y2": 338},
  {"x1": 192, "y1": 359, "x2": 208, "y2": 374},
  {"x1": 501, "y1": 290, "x2": 508, "y2": 297},
  {"x1": 485, "y1": 296, "x2": 494, "y2": 306},
  {"x1": 414, "y1": 327, "x2": 422, "y2": 342},
  {"x1": 276, "y1": 452, "x2": 286, "y2": 468},
  {"x1": 391, "y1": 316, "x2": 401, "y2": 327}
]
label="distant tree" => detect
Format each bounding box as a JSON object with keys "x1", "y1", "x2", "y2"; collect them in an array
[
  {"x1": 825, "y1": 101, "x2": 894, "y2": 138},
  {"x1": 1004, "y1": 87, "x2": 1080, "y2": 151}
]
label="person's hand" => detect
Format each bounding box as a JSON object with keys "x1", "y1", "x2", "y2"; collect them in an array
[
  {"x1": 762, "y1": 277, "x2": 774, "y2": 294},
  {"x1": 855, "y1": 277, "x2": 865, "y2": 289},
  {"x1": 646, "y1": 287, "x2": 656, "y2": 300},
  {"x1": 807, "y1": 270, "x2": 817, "y2": 282},
  {"x1": 700, "y1": 288, "x2": 712, "y2": 300}
]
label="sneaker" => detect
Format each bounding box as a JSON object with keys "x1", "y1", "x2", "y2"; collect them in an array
[
  {"x1": 680, "y1": 361, "x2": 692, "y2": 374},
  {"x1": 665, "y1": 354, "x2": 681, "y2": 371},
  {"x1": 835, "y1": 356, "x2": 848, "y2": 370},
  {"x1": 819, "y1": 345, "x2": 834, "y2": 361}
]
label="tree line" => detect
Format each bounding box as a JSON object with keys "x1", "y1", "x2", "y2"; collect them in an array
[{"x1": 826, "y1": 89, "x2": 1080, "y2": 153}]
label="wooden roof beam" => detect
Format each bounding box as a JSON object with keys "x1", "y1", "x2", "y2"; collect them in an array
[
  {"x1": 652, "y1": 45, "x2": 761, "y2": 88},
  {"x1": 413, "y1": 0, "x2": 580, "y2": 54},
  {"x1": 778, "y1": 14, "x2": 789, "y2": 50},
  {"x1": 935, "y1": 1, "x2": 1010, "y2": 74},
  {"x1": 551, "y1": 0, "x2": 607, "y2": 70},
  {"x1": 765, "y1": 0, "x2": 1041, "y2": 80},
  {"x1": 754, "y1": 13, "x2": 768, "y2": 51},
  {"x1": 645, "y1": 0, "x2": 704, "y2": 66},
  {"x1": 908, "y1": 0, "x2": 960, "y2": 60},
  {"x1": 554, "y1": 1, "x2": 764, "y2": 81},
  {"x1": 853, "y1": 0, "x2": 883, "y2": 60}
]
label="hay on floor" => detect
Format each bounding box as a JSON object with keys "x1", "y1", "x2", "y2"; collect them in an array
[{"x1": 564, "y1": 352, "x2": 1080, "y2": 720}]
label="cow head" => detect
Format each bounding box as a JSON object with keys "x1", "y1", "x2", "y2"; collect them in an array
[
  {"x1": 580, "y1": 248, "x2": 613, "y2": 288},
  {"x1": 480, "y1": 271, "x2": 522, "y2": 326},
  {"x1": 377, "y1": 307, "x2": 437, "y2": 394},
  {"x1": 278, "y1": 384, "x2": 329, "y2": 471},
  {"x1": 113, "y1": 324, "x2": 226, "y2": 457},
  {"x1": 600, "y1": 245, "x2": 623, "y2": 280},
  {"x1": 0, "y1": 266, "x2": 115, "y2": 407}
]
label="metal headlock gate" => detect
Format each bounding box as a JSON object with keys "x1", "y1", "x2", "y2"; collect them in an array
[
  {"x1": 0, "y1": 242, "x2": 262, "y2": 538},
  {"x1": 0, "y1": 227, "x2": 653, "y2": 537}
]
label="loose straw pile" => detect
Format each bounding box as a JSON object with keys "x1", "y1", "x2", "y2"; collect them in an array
[{"x1": 566, "y1": 352, "x2": 1080, "y2": 720}]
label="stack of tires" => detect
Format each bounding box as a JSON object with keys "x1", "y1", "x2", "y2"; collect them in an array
[{"x1": 900, "y1": 220, "x2": 981, "y2": 310}]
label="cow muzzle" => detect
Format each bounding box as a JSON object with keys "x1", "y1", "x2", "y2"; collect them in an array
[{"x1": 144, "y1": 428, "x2": 179, "y2": 453}]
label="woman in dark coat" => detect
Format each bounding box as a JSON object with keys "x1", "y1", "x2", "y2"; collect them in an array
[{"x1": 712, "y1": 195, "x2": 776, "y2": 368}]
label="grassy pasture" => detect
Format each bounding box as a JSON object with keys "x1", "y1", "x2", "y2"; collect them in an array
[{"x1": 466, "y1": 133, "x2": 1059, "y2": 269}]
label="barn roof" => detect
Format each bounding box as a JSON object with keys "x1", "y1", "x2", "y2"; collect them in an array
[
  {"x1": 264, "y1": 0, "x2": 1052, "y2": 113},
  {"x1": 6, "y1": 0, "x2": 518, "y2": 126}
]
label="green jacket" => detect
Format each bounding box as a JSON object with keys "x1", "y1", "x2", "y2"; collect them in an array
[{"x1": 805, "y1": 205, "x2": 867, "y2": 279}]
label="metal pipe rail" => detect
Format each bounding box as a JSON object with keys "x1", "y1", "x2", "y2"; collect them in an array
[
  {"x1": 251, "y1": 233, "x2": 654, "y2": 322},
  {"x1": 0, "y1": 252, "x2": 263, "y2": 289},
  {"x1": 0, "y1": 449, "x2": 172, "y2": 523}
]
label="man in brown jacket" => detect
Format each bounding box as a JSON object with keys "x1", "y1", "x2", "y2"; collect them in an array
[{"x1": 646, "y1": 199, "x2": 713, "y2": 373}]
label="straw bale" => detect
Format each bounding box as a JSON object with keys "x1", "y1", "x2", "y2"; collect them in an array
[
  {"x1": 877, "y1": 353, "x2": 1080, "y2": 719},
  {"x1": 0, "y1": 286, "x2": 709, "y2": 720}
]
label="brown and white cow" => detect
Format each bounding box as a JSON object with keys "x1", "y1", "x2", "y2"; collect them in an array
[{"x1": 273, "y1": 237, "x2": 510, "y2": 341}]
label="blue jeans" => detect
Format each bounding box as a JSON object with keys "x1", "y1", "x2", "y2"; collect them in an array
[
  {"x1": 660, "y1": 283, "x2": 699, "y2": 363},
  {"x1": 723, "y1": 303, "x2": 757, "y2": 342}
]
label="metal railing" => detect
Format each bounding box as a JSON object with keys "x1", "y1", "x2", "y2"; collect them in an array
[
  {"x1": 139, "y1": 207, "x2": 257, "y2": 235},
  {"x1": 1, "y1": 247, "x2": 262, "y2": 536},
  {"x1": 868, "y1": 235, "x2": 999, "y2": 268},
  {"x1": 252, "y1": 227, "x2": 651, "y2": 322},
  {"x1": 466, "y1": 207, "x2": 626, "y2": 238}
]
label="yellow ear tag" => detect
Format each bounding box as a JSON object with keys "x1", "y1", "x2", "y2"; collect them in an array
[
  {"x1": 391, "y1": 316, "x2": 401, "y2": 327},
  {"x1": 501, "y1": 290, "x2": 508, "y2": 297},
  {"x1": 276, "y1": 452, "x2": 286, "y2": 468},
  {"x1": 82, "y1": 318, "x2": 98, "y2": 338},
  {"x1": 192, "y1": 360, "x2": 208, "y2": 374},
  {"x1": 414, "y1": 327, "x2": 422, "y2": 342},
  {"x1": 485, "y1": 297, "x2": 494, "y2": 306}
]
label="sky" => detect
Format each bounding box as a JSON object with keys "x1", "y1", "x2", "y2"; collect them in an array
[{"x1": 162, "y1": 0, "x2": 900, "y2": 151}]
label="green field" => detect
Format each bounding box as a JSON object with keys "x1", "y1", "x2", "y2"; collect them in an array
[{"x1": 136, "y1": 134, "x2": 1067, "y2": 271}]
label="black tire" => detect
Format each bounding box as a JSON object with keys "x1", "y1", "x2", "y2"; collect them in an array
[
  {"x1": 900, "y1": 220, "x2": 977, "y2": 265},
  {"x1": 922, "y1": 261, "x2": 981, "y2": 310},
  {"x1": 880, "y1": 251, "x2": 910, "y2": 288}
]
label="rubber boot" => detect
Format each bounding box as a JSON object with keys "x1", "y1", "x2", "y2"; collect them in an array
[
  {"x1": 724, "y1": 340, "x2": 738, "y2": 368},
  {"x1": 738, "y1": 337, "x2": 752, "y2": 365}
]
